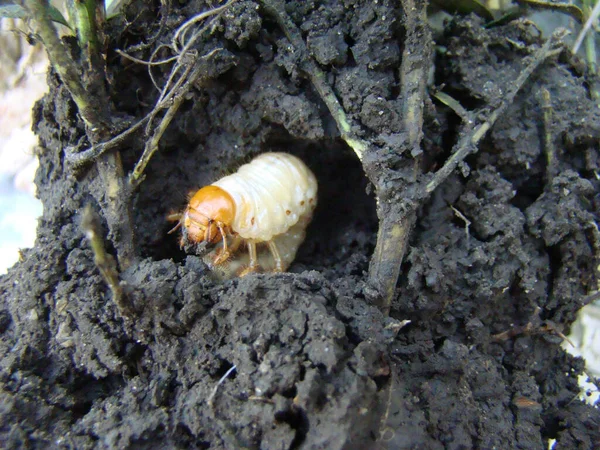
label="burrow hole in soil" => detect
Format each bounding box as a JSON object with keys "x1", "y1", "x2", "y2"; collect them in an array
[{"x1": 145, "y1": 140, "x2": 377, "y2": 276}]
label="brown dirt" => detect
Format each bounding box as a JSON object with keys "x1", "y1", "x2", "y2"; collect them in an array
[{"x1": 0, "y1": 1, "x2": 599, "y2": 449}]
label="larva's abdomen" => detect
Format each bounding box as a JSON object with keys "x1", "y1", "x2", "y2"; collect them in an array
[{"x1": 211, "y1": 153, "x2": 317, "y2": 241}]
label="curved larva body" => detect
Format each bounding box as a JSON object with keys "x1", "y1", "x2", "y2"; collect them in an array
[
  {"x1": 173, "y1": 152, "x2": 317, "y2": 278},
  {"x1": 212, "y1": 152, "x2": 317, "y2": 241}
]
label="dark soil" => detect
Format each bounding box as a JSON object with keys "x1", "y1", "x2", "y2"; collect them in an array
[{"x1": 1, "y1": 1, "x2": 599, "y2": 449}]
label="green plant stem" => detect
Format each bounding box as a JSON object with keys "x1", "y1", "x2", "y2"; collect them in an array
[
  {"x1": 583, "y1": 0, "x2": 598, "y2": 77},
  {"x1": 540, "y1": 87, "x2": 557, "y2": 183},
  {"x1": 24, "y1": 0, "x2": 108, "y2": 130},
  {"x1": 66, "y1": 0, "x2": 100, "y2": 52},
  {"x1": 81, "y1": 204, "x2": 131, "y2": 317},
  {"x1": 25, "y1": 0, "x2": 136, "y2": 270}
]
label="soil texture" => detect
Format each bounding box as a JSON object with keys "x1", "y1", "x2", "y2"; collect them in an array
[{"x1": 1, "y1": 1, "x2": 599, "y2": 449}]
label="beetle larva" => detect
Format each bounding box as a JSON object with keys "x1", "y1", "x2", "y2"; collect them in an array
[{"x1": 170, "y1": 152, "x2": 317, "y2": 278}]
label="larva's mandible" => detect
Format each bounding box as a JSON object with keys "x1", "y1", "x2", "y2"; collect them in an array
[{"x1": 172, "y1": 152, "x2": 317, "y2": 278}]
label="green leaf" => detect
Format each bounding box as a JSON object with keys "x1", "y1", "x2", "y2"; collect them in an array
[
  {"x1": 48, "y1": 5, "x2": 71, "y2": 29},
  {"x1": 0, "y1": 2, "x2": 71, "y2": 29}
]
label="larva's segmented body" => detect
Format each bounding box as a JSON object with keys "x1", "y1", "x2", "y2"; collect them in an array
[
  {"x1": 212, "y1": 153, "x2": 317, "y2": 241},
  {"x1": 171, "y1": 152, "x2": 317, "y2": 278}
]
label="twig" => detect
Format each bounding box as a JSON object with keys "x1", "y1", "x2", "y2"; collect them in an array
[
  {"x1": 540, "y1": 87, "x2": 557, "y2": 183},
  {"x1": 370, "y1": 26, "x2": 564, "y2": 312},
  {"x1": 65, "y1": 112, "x2": 153, "y2": 168},
  {"x1": 128, "y1": 62, "x2": 195, "y2": 186},
  {"x1": 81, "y1": 205, "x2": 132, "y2": 317},
  {"x1": 433, "y1": 91, "x2": 471, "y2": 123},
  {"x1": 128, "y1": 48, "x2": 235, "y2": 186},
  {"x1": 207, "y1": 364, "x2": 236, "y2": 407},
  {"x1": 451, "y1": 205, "x2": 471, "y2": 244},
  {"x1": 256, "y1": 0, "x2": 368, "y2": 161},
  {"x1": 425, "y1": 33, "x2": 565, "y2": 196},
  {"x1": 572, "y1": 0, "x2": 600, "y2": 54},
  {"x1": 71, "y1": 1, "x2": 236, "y2": 171},
  {"x1": 367, "y1": 0, "x2": 431, "y2": 314}
]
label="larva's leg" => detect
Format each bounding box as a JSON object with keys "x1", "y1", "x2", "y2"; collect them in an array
[
  {"x1": 239, "y1": 241, "x2": 259, "y2": 276},
  {"x1": 166, "y1": 212, "x2": 182, "y2": 222},
  {"x1": 212, "y1": 223, "x2": 235, "y2": 265},
  {"x1": 168, "y1": 221, "x2": 182, "y2": 235},
  {"x1": 213, "y1": 234, "x2": 243, "y2": 265},
  {"x1": 166, "y1": 213, "x2": 183, "y2": 235},
  {"x1": 267, "y1": 240, "x2": 284, "y2": 272},
  {"x1": 247, "y1": 241, "x2": 259, "y2": 271}
]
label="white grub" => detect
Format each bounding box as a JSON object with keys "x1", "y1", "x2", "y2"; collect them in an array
[
  {"x1": 212, "y1": 152, "x2": 317, "y2": 241},
  {"x1": 179, "y1": 152, "x2": 317, "y2": 279}
]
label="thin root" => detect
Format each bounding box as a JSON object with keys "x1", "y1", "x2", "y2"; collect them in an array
[
  {"x1": 207, "y1": 364, "x2": 236, "y2": 408},
  {"x1": 68, "y1": 1, "x2": 238, "y2": 170}
]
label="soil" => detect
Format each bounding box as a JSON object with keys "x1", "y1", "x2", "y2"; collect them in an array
[{"x1": 1, "y1": 1, "x2": 599, "y2": 449}]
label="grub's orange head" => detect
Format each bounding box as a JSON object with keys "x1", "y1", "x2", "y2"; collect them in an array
[{"x1": 182, "y1": 186, "x2": 235, "y2": 243}]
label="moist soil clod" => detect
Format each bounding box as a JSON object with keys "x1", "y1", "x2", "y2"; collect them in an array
[{"x1": 1, "y1": 1, "x2": 599, "y2": 449}]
